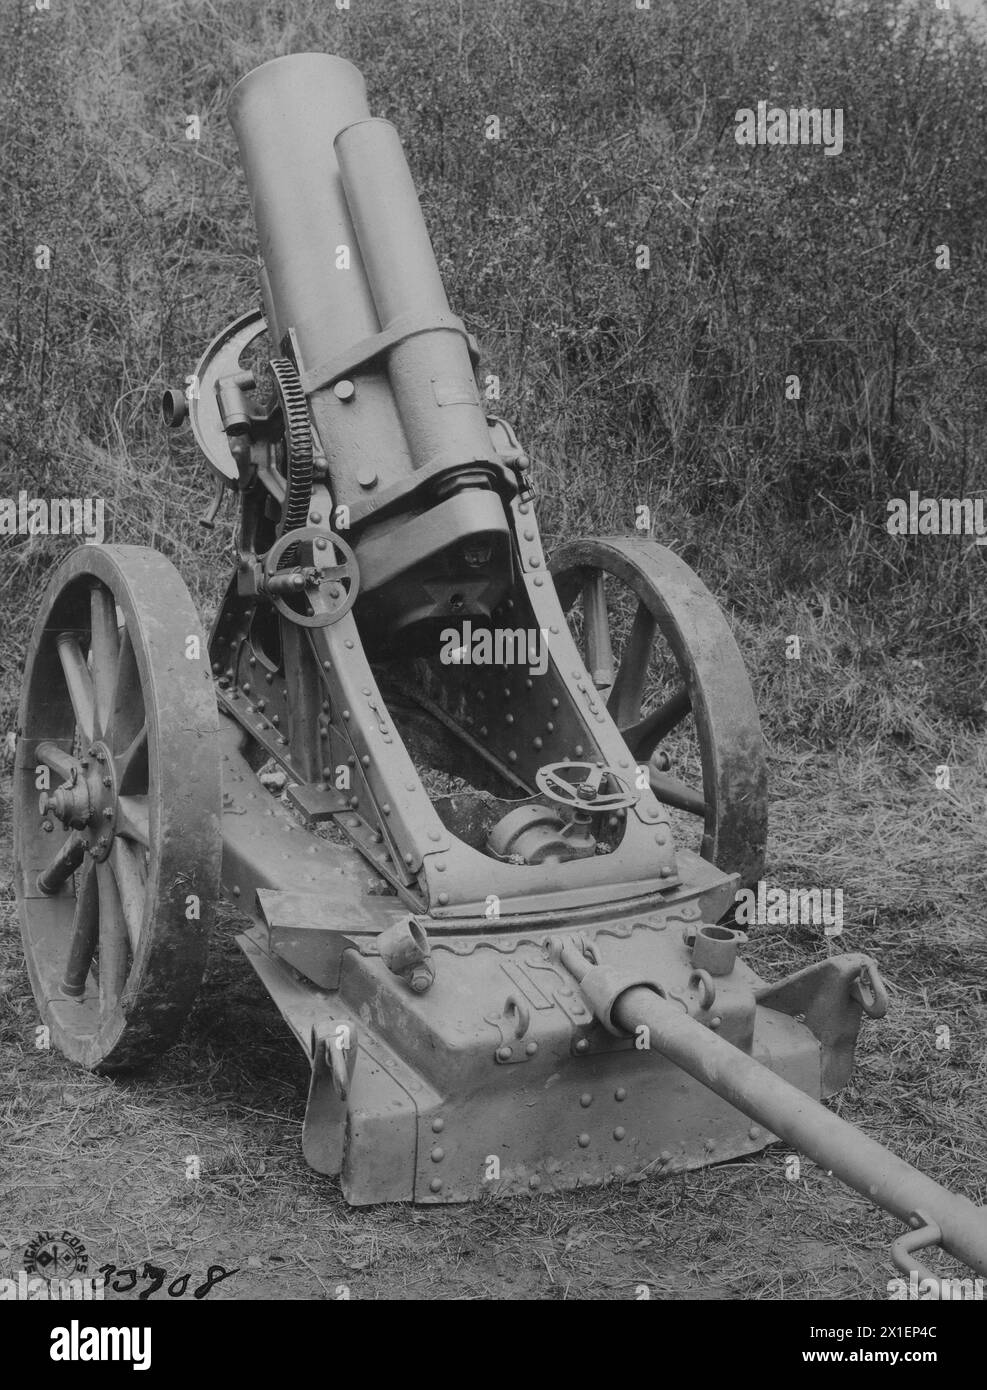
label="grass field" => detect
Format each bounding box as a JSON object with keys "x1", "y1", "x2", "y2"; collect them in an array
[{"x1": 1, "y1": 0, "x2": 985, "y2": 1300}]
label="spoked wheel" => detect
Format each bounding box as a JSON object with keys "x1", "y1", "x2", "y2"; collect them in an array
[
  {"x1": 550, "y1": 537, "x2": 767, "y2": 886},
  {"x1": 13, "y1": 545, "x2": 222, "y2": 1070}
]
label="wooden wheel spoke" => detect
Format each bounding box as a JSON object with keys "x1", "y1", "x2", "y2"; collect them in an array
[
  {"x1": 90, "y1": 584, "x2": 121, "y2": 737},
  {"x1": 582, "y1": 571, "x2": 615, "y2": 690},
  {"x1": 622, "y1": 685, "x2": 692, "y2": 760},
  {"x1": 109, "y1": 627, "x2": 144, "y2": 753},
  {"x1": 116, "y1": 794, "x2": 150, "y2": 847},
  {"x1": 96, "y1": 862, "x2": 130, "y2": 1014},
  {"x1": 607, "y1": 603, "x2": 658, "y2": 726},
  {"x1": 56, "y1": 634, "x2": 96, "y2": 744},
  {"x1": 648, "y1": 768, "x2": 706, "y2": 818},
  {"x1": 37, "y1": 832, "x2": 87, "y2": 896},
  {"x1": 115, "y1": 723, "x2": 149, "y2": 793},
  {"x1": 61, "y1": 859, "x2": 99, "y2": 996},
  {"x1": 109, "y1": 839, "x2": 145, "y2": 952}
]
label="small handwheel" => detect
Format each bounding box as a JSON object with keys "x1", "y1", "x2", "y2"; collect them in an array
[
  {"x1": 261, "y1": 526, "x2": 359, "y2": 628},
  {"x1": 535, "y1": 761, "x2": 637, "y2": 811},
  {"x1": 550, "y1": 537, "x2": 767, "y2": 886},
  {"x1": 14, "y1": 545, "x2": 222, "y2": 1070}
]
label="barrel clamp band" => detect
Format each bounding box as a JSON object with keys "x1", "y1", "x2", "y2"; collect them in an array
[
  {"x1": 298, "y1": 311, "x2": 479, "y2": 396},
  {"x1": 545, "y1": 937, "x2": 670, "y2": 1038},
  {"x1": 576, "y1": 964, "x2": 668, "y2": 1036}
]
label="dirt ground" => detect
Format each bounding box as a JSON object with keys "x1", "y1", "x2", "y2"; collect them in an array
[{"x1": 1, "y1": 743, "x2": 985, "y2": 1301}]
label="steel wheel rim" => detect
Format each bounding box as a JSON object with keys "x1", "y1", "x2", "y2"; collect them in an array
[
  {"x1": 549, "y1": 536, "x2": 768, "y2": 886},
  {"x1": 14, "y1": 545, "x2": 222, "y2": 1070}
]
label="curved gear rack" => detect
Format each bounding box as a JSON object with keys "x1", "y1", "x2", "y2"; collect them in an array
[{"x1": 270, "y1": 356, "x2": 314, "y2": 567}]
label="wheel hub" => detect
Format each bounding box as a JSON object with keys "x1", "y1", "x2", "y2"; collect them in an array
[{"x1": 40, "y1": 741, "x2": 118, "y2": 861}]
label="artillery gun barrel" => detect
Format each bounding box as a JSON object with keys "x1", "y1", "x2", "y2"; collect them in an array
[
  {"x1": 228, "y1": 53, "x2": 376, "y2": 361},
  {"x1": 227, "y1": 53, "x2": 501, "y2": 516},
  {"x1": 334, "y1": 117, "x2": 498, "y2": 475},
  {"x1": 554, "y1": 942, "x2": 987, "y2": 1276}
]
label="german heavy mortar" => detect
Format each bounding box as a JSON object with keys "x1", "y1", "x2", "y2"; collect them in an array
[{"x1": 13, "y1": 52, "x2": 987, "y2": 1287}]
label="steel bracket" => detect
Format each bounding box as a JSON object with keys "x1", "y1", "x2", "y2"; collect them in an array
[
  {"x1": 754, "y1": 952, "x2": 886, "y2": 1095},
  {"x1": 256, "y1": 888, "x2": 394, "y2": 990},
  {"x1": 302, "y1": 1019, "x2": 359, "y2": 1175},
  {"x1": 284, "y1": 782, "x2": 350, "y2": 822}
]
